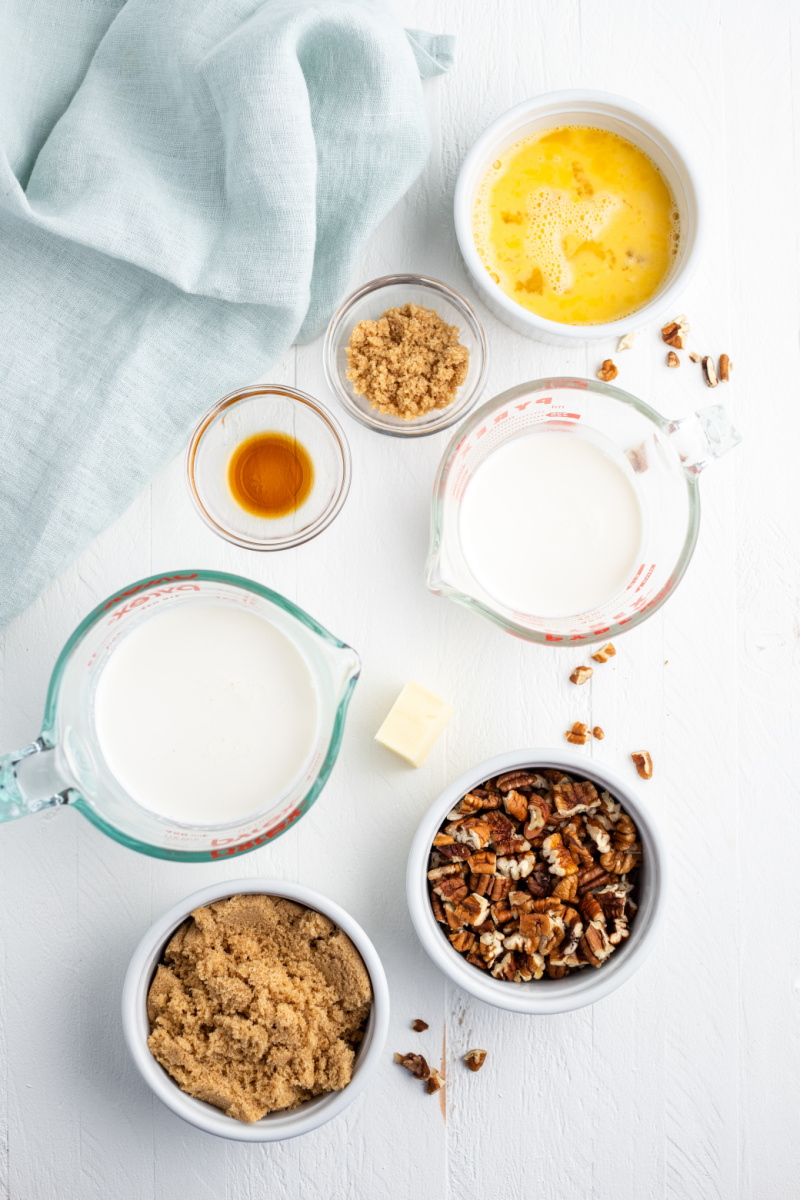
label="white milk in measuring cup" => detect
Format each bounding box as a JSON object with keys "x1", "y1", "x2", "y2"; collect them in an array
[
  {"x1": 428, "y1": 377, "x2": 742, "y2": 645},
  {"x1": 94, "y1": 604, "x2": 319, "y2": 825},
  {"x1": 459, "y1": 429, "x2": 643, "y2": 617}
]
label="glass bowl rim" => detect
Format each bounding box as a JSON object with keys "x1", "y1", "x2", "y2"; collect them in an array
[
  {"x1": 185, "y1": 384, "x2": 352, "y2": 550},
  {"x1": 322, "y1": 273, "x2": 490, "y2": 438}
]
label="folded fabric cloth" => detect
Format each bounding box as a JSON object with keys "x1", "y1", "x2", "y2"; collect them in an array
[{"x1": 0, "y1": 0, "x2": 453, "y2": 628}]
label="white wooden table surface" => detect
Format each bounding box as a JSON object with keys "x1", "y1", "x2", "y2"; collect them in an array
[{"x1": 1, "y1": 1, "x2": 798, "y2": 1196}]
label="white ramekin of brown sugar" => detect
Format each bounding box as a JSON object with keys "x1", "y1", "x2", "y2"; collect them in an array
[
  {"x1": 122, "y1": 878, "x2": 389, "y2": 1141},
  {"x1": 454, "y1": 89, "x2": 705, "y2": 346}
]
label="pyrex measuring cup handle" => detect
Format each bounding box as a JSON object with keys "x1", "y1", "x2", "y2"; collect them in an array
[
  {"x1": 667, "y1": 404, "x2": 742, "y2": 474},
  {"x1": 0, "y1": 739, "x2": 70, "y2": 823}
]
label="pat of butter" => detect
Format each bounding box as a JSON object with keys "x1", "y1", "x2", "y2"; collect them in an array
[{"x1": 374, "y1": 681, "x2": 454, "y2": 767}]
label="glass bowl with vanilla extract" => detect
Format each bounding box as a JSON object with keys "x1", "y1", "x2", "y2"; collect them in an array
[{"x1": 186, "y1": 385, "x2": 352, "y2": 550}]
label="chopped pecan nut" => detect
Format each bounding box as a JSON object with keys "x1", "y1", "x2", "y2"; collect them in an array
[
  {"x1": 667, "y1": 350, "x2": 680, "y2": 368},
  {"x1": 463, "y1": 1049, "x2": 487, "y2": 1072},
  {"x1": 689, "y1": 351, "x2": 702, "y2": 363},
  {"x1": 702, "y1": 355, "x2": 718, "y2": 387},
  {"x1": 551, "y1": 874, "x2": 578, "y2": 901},
  {"x1": 661, "y1": 315, "x2": 689, "y2": 349},
  {"x1": 433, "y1": 876, "x2": 469, "y2": 905},
  {"x1": 591, "y1": 642, "x2": 616, "y2": 663},
  {"x1": 437, "y1": 842, "x2": 472, "y2": 861},
  {"x1": 565, "y1": 722, "x2": 590, "y2": 745},
  {"x1": 432, "y1": 833, "x2": 454, "y2": 846},
  {"x1": 631, "y1": 750, "x2": 653, "y2": 780},
  {"x1": 503, "y1": 789, "x2": 529, "y2": 822},
  {"x1": 599, "y1": 849, "x2": 636, "y2": 875},
  {"x1": 592, "y1": 726, "x2": 605, "y2": 740},
  {"x1": 617, "y1": 331, "x2": 636, "y2": 351},
  {"x1": 425, "y1": 1068, "x2": 445, "y2": 1094},
  {"x1": 552, "y1": 778, "x2": 599, "y2": 816},
  {"x1": 569, "y1": 665, "x2": 593, "y2": 685},
  {"x1": 596, "y1": 358, "x2": 618, "y2": 382},
  {"x1": 412, "y1": 1019, "x2": 429, "y2": 1032},
  {"x1": 719, "y1": 353, "x2": 731, "y2": 381},
  {"x1": 394, "y1": 1052, "x2": 430, "y2": 1079},
  {"x1": 427, "y1": 766, "x2": 640, "y2": 983},
  {"x1": 542, "y1": 832, "x2": 579, "y2": 877},
  {"x1": 490, "y1": 876, "x2": 512, "y2": 902},
  {"x1": 613, "y1": 813, "x2": 637, "y2": 850},
  {"x1": 448, "y1": 817, "x2": 492, "y2": 849},
  {"x1": 454, "y1": 893, "x2": 491, "y2": 926},
  {"x1": 496, "y1": 770, "x2": 544, "y2": 792},
  {"x1": 467, "y1": 850, "x2": 496, "y2": 875}
]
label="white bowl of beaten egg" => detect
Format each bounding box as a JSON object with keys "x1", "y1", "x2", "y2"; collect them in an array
[
  {"x1": 122, "y1": 879, "x2": 389, "y2": 1141},
  {"x1": 454, "y1": 90, "x2": 704, "y2": 344}
]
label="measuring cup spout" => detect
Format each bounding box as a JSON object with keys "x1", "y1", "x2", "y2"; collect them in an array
[
  {"x1": 667, "y1": 404, "x2": 742, "y2": 474},
  {"x1": 0, "y1": 739, "x2": 71, "y2": 824}
]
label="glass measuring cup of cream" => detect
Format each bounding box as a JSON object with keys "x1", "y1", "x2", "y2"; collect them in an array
[
  {"x1": 427, "y1": 377, "x2": 741, "y2": 645},
  {"x1": 0, "y1": 571, "x2": 359, "y2": 860}
]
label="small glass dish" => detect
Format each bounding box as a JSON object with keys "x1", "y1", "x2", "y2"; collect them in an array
[
  {"x1": 323, "y1": 274, "x2": 489, "y2": 437},
  {"x1": 186, "y1": 384, "x2": 352, "y2": 550}
]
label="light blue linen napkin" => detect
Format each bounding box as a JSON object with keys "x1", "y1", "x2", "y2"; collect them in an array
[{"x1": 0, "y1": 0, "x2": 453, "y2": 628}]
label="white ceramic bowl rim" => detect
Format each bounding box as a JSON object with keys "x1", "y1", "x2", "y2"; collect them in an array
[
  {"x1": 454, "y1": 88, "x2": 706, "y2": 341},
  {"x1": 407, "y1": 749, "x2": 668, "y2": 1014},
  {"x1": 121, "y1": 878, "x2": 389, "y2": 1141}
]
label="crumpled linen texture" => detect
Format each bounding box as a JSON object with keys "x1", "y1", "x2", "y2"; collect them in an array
[{"x1": 0, "y1": 0, "x2": 452, "y2": 627}]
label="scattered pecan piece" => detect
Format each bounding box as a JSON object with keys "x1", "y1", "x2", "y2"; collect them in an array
[
  {"x1": 569, "y1": 665, "x2": 593, "y2": 685},
  {"x1": 667, "y1": 350, "x2": 680, "y2": 368},
  {"x1": 592, "y1": 726, "x2": 605, "y2": 740},
  {"x1": 596, "y1": 358, "x2": 618, "y2": 382},
  {"x1": 702, "y1": 355, "x2": 718, "y2": 387},
  {"x1": 591, "y1": 642, "x2": 616, "y2": 663},
  {"x1": 617, "y1": 331, "x2": 635, "y2": 351},
  {"x1": 425, "y1": 1068, "x2": 445, "y2": 1094},
  {"x1": 463, "y1": 1049, "x2": 487, "y2": 1072},
  {"x1": 394, "y1": 1052, "x2": 429, "y2": 1079},
  {"x1": 719, "y1": 353, "x2": 732, "y2": 381},
  {"x1": 631, "y1": 750, "x2": 653, "y2": 780},
  {"x1": 412, "y1": 1019, "x2": 429, "y2": 1032},
  {"x1": 689, "y1": 351, "x2": 702, "y2": 363},
  {"x1": 661, "y1": 314, "x2": 689, "y2": 349},
  {"x1": 565, "y1": 721, "x2": 590, "y2": 745}
]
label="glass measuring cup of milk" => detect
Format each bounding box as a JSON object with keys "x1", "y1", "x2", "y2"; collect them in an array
[
  {"x1": 0, "y1": 571, "x2": 360, "y2": 860},
  {"x1": 427, "y1": 377, "x2": 741, "y2": 645}
]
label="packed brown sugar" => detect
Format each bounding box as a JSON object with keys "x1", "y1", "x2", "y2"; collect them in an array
[
  {"x1": 146, "y1": 894, "x2": 373, "y2": 1122},
  {"x1": 345, "y1": 302, "x2": 469, "y2": 419}
]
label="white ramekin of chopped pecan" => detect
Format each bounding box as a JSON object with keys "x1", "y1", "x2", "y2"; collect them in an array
[{"x1": 406, "y1": 750, "x2": 667, "y2": 1015}]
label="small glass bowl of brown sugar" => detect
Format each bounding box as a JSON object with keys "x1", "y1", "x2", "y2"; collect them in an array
[{"x1": 324, "y1": 275, "x2": 489, "y2": 437}]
